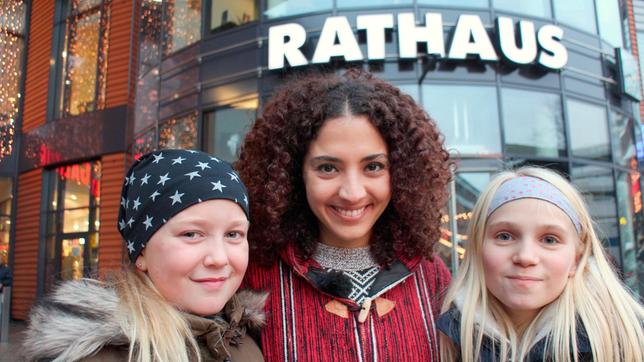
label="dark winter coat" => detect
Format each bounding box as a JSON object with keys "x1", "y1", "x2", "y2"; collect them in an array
[
  {"x1": 0, "y1": 263, "x2": 11, "y2": 291},
  {"x1": 21, "y1": 279, "x2": 266, "y2": 362},
  {"x1": 243, "y1": 242, "x2": 452, "y2": 361},
  {"x1": 437, "y1": 307, "x2": 593, "y2": 361}
]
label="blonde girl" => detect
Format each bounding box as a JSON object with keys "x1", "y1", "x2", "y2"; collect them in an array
[{"x1": 438, "y1": 167, "x2": 644, "y2": 362}]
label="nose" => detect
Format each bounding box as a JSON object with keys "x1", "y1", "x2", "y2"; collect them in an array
[
  {"x1": 338, "y1": 171, "x2": 367, "y2": 202},
  {"x1": 511, "y1": 240, "x2": 539, "y2": 267},
  {"x1": 203, "y1": 238, "x2": 229, "y2": 267}
]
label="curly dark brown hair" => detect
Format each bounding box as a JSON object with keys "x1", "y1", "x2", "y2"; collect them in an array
[{"x1": 236, "y1": 69, "x2": 451, "y2": 266}]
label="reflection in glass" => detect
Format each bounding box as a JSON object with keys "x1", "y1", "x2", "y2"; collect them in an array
[
  {"x1": 553, "y1": 0, "x2": 597, "y2": 34},
  {"x1": 337, "y1": 0, "x2": 412, "y2": 8},
  {"x1": 211, "y1": 0, "x2": 258, "y2": 32},
  {"x1": 204, "y1": 100, "x2": 257, "y2": 162},
  {"x1": 163, "y1": 0, "x2": 202, "y2": 55},
  {"x1": 423, "y1": 85, "x2": 500, "y2": 156},
  {"x1": 493, "y1": 0, "x2": 551, "y2": 18},
  {"x1": 132, "y1": 128, "x2": 157, "y2": 161},
  {"x1": 596, "y1": 0, "x2": 623, "y2": 47},
  {"x1": 611, "y1": 112, "x2": 636, "y2": 167},
  {"x1": 159, "y1": 112, "x2": 198, "y2": 150},
  {"x1": 567, "y1": 99, "x2": 610, "y2": 161},
  {"x1": 571, "y1": 164, "x2": 620, "y2": 265},
  {"x1": 0, "y1": 177, "x2": 12, "y2": 265},
  {"x1": 501, "y1": 88, "x2": 565, "y2": 157},
  {"x1": 264, "y1": 0, "x2": 332, "y2": 19},
  {"x1": 615, "y1": 170, "x2": 641, "y2": 294},
  {"x1": 138, "y1": 0, "x2": 163, "y2": 75},
  {"x1": 417, "y1": 0, "x2": 487, "y2": 7}
]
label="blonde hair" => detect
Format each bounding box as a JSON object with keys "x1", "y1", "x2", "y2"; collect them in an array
[
  {"x1": 440, "y1": 167, "x2": 644, "y2": 362},
  {"x1": 108, "y1": 267, "x2": 201, "y2": 362}
]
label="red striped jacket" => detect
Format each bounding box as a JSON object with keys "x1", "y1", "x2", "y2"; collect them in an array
[{"x1": 243, "y1": 243, "x2": 452, "y2": 362}]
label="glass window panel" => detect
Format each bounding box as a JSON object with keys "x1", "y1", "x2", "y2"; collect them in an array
[
  {"x1": 417, "y1": 0, "x2": 488, "y2": 8},
  {"x1": 65, "y1": 12, "x2": 101, "y2": 115},
  {"x1": 554, "y1": 0, "x2": 597, "y2": 34},
  {"x1": 204, "y1": 100, "x2": 257, "y2": 162},
  {"x1": 571, "y1": 164, "x2": 620, "y2": 266},
  {"x1": 637, "y1": 32, "x2": 644, "y2": 92},
  {"x1": 493, "y1": 0, "x2": 551, "y2": 18},
  {"x1": 163, "y1": 0, "x2": 202, "y2": 55},
  {"x1": 264, "y1": 0, "x2": 332, "y2": 19},
  {"x1": 397, "y1": 84, "x2": 419, "y2": 103},
  {"x1": 567, "y1": 99, "x2": 610, "y2": 161},
  {"x1": 211, "y1": 0, "x2": 258, "y2": 32},
  {"x1": 337, "y1": 0, "x2": 412, "y2": 8},
  {"x1": 74, "y1": 0, "x2": 102, "y2": 13},
  {"x1": 615, "y1": 170, "x2": 640, "y2": 293},
  {"x1": 63, "y1": 208, "x2": 90, "y2": 233},
  {"x1": 424, "y1": 85, "x2": 501, "y2": 156},
  {"x1": 501, "y1": 88, "x2": 565, "y2": 157},
  {"x1": 611, "y1": 112, "x2": 636, "y2": 167},
  {"x1": 138, "y1": 1, "x2": 163, "y2": 75},
  {"x1": 44, "y1": 236, "x2": 57, "y2": 293},
  {"x1": 88, "y1": 232, "x2": 99, "y2": 277},
  {"x1": 0, "y1": 177, "x2": 12, "y2": 265},
  {"x1": 596, "y1": 0, "x2": 624, "y2": 47},
  {"x1": 61, "y1": 238, "x2": 84, "y2": 281},
  {"x1": 159, "y1": 112, "x2": 198, "y2": 150}
]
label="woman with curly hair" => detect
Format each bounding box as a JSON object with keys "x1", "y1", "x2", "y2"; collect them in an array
[{"x1": 237, "y1": 69, "x2": 452, "y2": 361}]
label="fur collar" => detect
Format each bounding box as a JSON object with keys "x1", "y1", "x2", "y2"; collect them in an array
[{"x1": 22, "y1": 279, "x2": 267, "y2": 362}]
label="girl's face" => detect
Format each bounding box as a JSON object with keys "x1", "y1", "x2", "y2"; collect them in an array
[
  {"x1": 303, "y1": 115, "x2": 391, "y2": 248},
  {"x1": 136, "y1": 199, "x2": 249, "y2": 316},
  {"x1": 482, "y1": 198, "x2": 580, "y2": 327}
]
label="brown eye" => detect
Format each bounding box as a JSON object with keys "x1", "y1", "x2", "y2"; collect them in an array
[
  {"x1": 317, "y1": 164, "x2": 337, "y2": 173},
  {"x1": 365, "y1": 162, "x2": 385, "y2": 172}
]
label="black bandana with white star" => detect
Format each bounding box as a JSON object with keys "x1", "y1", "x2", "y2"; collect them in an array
[{"x1": 118, "y1": 149, "x2": 249, "y2": 262}]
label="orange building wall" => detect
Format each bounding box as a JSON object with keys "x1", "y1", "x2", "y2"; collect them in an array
[{"x1": 98, "y1": 153, "x2": 128, "y2": 276}]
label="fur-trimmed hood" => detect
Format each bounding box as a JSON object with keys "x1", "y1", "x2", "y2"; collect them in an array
[{"x1": 22, "y1": 279, "x2": 267, "y2": 362}]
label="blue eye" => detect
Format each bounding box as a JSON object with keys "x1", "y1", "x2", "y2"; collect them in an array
[
  {"x1": 181, "y1": 231, "x2": 202, "y2": 240},
  {"x1": 496, "y1": 232, "x2": 512, "y2": 241},
  {"x1": 543, "y1": 236, "x2": 559, "y2": 245}
]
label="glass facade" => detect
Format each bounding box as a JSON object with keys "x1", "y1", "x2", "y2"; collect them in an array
[
  {"x1": 210, "y1": 0, "x2": 258, "y2": 33},
  {"x1": 45, "y1": 161, "x2": 101, "y2": 291},
  {"x1": 0, "y1": 178, "x2": 12, "y2": 266}
]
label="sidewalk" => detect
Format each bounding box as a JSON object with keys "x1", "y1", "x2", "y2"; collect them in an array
[{"x1": 0, "y1": 320, "x2": 27, "y2": 362}]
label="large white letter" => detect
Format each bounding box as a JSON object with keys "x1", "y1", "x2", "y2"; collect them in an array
[
  {"x1": 537, "y1": 24, "x2": 568, "y2": 70},
  {"x1": 497, "y1": 17, "x2": 537, "y2": 65},
  {"x1": 397, "y1": 12, "x2": 445, "y2": 59},
  {"x1": 312, "y1": 16, "x2": 363, "y2": 64},
  {"x1": 448, "y1": 15, "x2": 498, "y2": 61},
  {"x1": 268, "y1": 23, "x2": 308, "y2": 70},
  {"x1": 356, "y1": 14, "x2": 394, "y2": 60}
]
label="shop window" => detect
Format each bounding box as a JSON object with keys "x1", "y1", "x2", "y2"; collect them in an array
[
  {"x1": 571, "y1": 163, "x2": 620, "y2": 265},
  {"x1": 0, "y1": 178, "x2": 12, "y2": 266},
  {"x1": 159, "y1": 112, "x2": 198, "y2": 150},
  {"x1": 264, "y1": 0, "x2": 332, "y2": 19},
  {"x1": 204, "y1": 99, "x2": 257, "y2": 162},
  {"x1": 0, "y1": 0, "x2": 27, "y2": 158},
  {"x1": 611, "y1": 111, "x2": 636, "y2": 167},
  {"x1": 567, "y1": 99, "x2": 610, "y2": 161},
  {"x1": 210, "y1": 0, "x2": 258, "y2": 33},
  {"x1": 55, "y1": 0, "x2": 110, "y2": 118},
  {"x1": 493, "y1": 0, "x2": 551, "y2": 18},
  {"x1": 138, "y1": 1, "x2": 163, "y2": 75},
  {"x1": 423, "y1": 85, "x2": 501, "y2": 156},
  {"x1": 417, "y1": 0, "x2": 487, "y2": 8},
  {"x1": 553, "y1": 0, "x2": 597, "y2": 35},
  {"x1": 337, "y1": 0, "x2": 412, "y2": 9},
  {"x1": 501, "y1": 88, "x2": 565, "y2": 158},
  {"x1": 637, "y1": 32, "x2": 644, "y2": 92},
  {"x1": 131, "y1": 128, "x2": 157, "y2": 161},
  {"x1": 163, "y1": 0, "x2": 202, "y2": 55},
  {"x1": 44, "y1": 161, "x2": 101, "y2": 292},
  {"x1": 440, "y1": 172, "x2": 492, "y2": 273},
  {"x1": 615, "y1": 170, "x2": 641, "y2": 294},
  {"x1": 596, "y1": 0, "x2": 624, "y2": 48}
]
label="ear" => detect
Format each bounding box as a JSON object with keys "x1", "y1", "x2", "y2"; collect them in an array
[
  {"x1": 135, "y1": 253, "x2": 148, "y2": 272},
  {"x1": 568, "y1": 250, "x2": 582, "y2": 278}
]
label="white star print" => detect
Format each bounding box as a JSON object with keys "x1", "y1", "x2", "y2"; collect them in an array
[
  {"x1": 126, "y1": 217, "x2": 135, "y2": 228},
  {"x1": 158, "y1": 173, "x2": 170, "y2": 186},
  {"x1": 196, "y1": 162, "x2": 210, "y2": 170},
  {"x1": 185, "y1": 171, "x2": 201, "y2": 180},
  {"x1": 187, "y1": 150, "x2": 198, "y2": 153},
  {"x1": 128, "y1": 173, "x2": 136, "y2": 185},
  {"x1": 132, "y1": 197, "x2": 141, "y2": 211},
  {"x1": 152, "y1": 153, "x2": 164, "y2": 164},
  {"x1": 170, "y1": 190, "x2": 184, "y2": 205},
  {"x1": 149, "y1": 190, "x2": 160, "y2": 201},
  {"x1": 120, "y1": 197, "x2": 127, "y2": 208},
  {"x1": 228, "y1": 172, "x2": 240, "y2": 183},
  {"x1": 143, "y1": 215, "x2": 153, "y2": 230},
  {"x1": 210, "y1": 156, "x2": 221, "y2": 163},
  {"x1": 127, "y1": 240, "x2": 135, "y2": 254},
  {"x1": 140, "y1": 173, "x2": 150, "y2": 185},
  {"x1": 243, "y1": 195, "x2": 248, "y2": 206},
  {"x1": 211, "y1": 181, "x2": 226, "y2": 192},
  {"x1": 172, "y1": 156, "x2": 186, "y2": 165},
  {"x1": 118, "y1": 219, "x2": 126, "y2": 230}
]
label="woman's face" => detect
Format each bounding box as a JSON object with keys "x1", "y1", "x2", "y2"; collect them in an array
[
  {"x1": 302, "y1": 115, "x2": 391, "y2": 248},
  {"x1": 482, "y1": 198, "x2": 580, "y2": 327},
  {"x1": 136, "y1": 199, "x2": 249, "y2": 316}
]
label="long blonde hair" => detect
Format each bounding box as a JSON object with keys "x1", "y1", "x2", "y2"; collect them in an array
[
  {"x1": 108, "y1": 267, "x2": 201, "y2": 362},
  {"x1": 440, "y1": 167, "x2": 644, "y2": 362}
]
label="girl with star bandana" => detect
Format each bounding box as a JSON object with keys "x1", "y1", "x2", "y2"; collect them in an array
[
  {"x1": 237, "y1": 69, "x2": 452, "y2": 361},
  {"x1": 437, "y1": 167, "x2": 644, "y2": 361},
  {"x1": 22, "y1": 149, "x2": 266, "y2": 362}
]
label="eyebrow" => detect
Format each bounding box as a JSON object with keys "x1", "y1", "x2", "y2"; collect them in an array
[
  {"x1": 487, "y1": 220, "x2": 569, "y2": 234},
  {"x1": 309, "y1": 153, "x2": 388, "y2": 163}
]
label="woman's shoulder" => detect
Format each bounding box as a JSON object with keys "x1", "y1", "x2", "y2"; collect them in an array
[{"x1": 22, "y1": 279, "x2": 128, "y2": 361}]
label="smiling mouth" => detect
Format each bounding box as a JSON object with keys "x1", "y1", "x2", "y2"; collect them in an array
[
  {"x1": 507, "y1": 276, "x2": 542, "y2": 281},
  {"x1": 332, "y1": 206, "x2": 367, "y2": 218}
]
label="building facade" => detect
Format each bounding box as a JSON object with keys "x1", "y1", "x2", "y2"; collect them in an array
[{"x1": 1, "y1": 0, "x2": 643, "y2": 319}]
